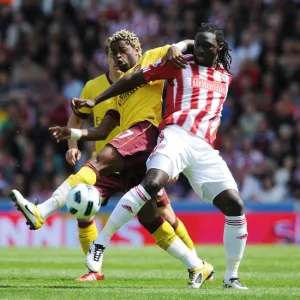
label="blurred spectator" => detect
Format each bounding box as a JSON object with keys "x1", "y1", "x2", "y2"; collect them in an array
[
  {"x1": 1, "y1": 0, "x2": 300, "y2": 203},
  {"x1": 255, "y1": 172, "x2": 287, "y2": 203}
]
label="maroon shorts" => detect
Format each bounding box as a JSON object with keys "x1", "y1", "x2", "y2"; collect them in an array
[
  {"x1": 94, "y1": 121, "x2": 170, "y2": 207},
  {"x1": 93, "y1": 173, "x2": 124, "y2": 206}
]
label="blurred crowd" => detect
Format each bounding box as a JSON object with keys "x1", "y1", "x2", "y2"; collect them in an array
[{"x1": 1, "y1": 0, "x2": 300, "y2": 204}]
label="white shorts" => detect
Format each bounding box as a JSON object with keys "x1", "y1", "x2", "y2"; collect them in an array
[{"x1": 146, "y1": 125, "x2": 238, "y2": 203}]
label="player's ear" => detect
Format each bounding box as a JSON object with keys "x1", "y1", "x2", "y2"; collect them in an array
[
  {"x1": 217, "y1": 42, "x2": 224, "y2": 51},
  {"x1": 134, "y1": 47, "x2": 140, "y2": 57}
]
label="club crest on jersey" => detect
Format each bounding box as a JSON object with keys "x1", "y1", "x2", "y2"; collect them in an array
[
  {"x1": 220, "y1": 73, "x2": 228, "y2": 82},
  {"x1": 153, "y1": 59, "x2": 162, "y2": 67}
]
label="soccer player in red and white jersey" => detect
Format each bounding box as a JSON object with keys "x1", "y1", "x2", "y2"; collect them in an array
[{"x1": 76, "y1": 23, "x2": 248, "y2": 290}]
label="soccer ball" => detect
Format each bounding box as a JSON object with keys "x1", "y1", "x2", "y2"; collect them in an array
[{"x1": 66, "y1": 184, "x2": 102, "y2": 219}]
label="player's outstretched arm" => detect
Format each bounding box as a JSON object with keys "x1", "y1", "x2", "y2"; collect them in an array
[
  {"x1": 49, "y1": 112, "x2": 119, "y2": 142},
  {"x1": 71, "y1": 72, "x2": 147, "y2": 110},
  {"x1": 71, "y1": 43, "x2": 193, "y2": 110}
]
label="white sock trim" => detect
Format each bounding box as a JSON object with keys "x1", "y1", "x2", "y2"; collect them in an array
[
  {"x1": 135, "y1": 184, "x2": 151, "y2": 202},
  {"x1": 225, "y1": 214, "x2": 246, "y2": 226}
]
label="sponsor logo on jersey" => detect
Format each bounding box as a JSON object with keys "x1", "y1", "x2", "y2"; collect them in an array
[
  {"x1": 119, "y1": 84, "x2": 146, "y2": 103},
  {"x1": 192, "y1": 78, "x2": 227, "y2": 95}
]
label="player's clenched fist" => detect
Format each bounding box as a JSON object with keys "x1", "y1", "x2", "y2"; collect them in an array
[
  {"x1": 162, "y1": 45, "x2": 187, "y2": 69},
  {"x1": 71, "y1": 98, "x2": 95, "y2": 110},
  {"x1": 49, "y1": 126, "x2": 71, "y2": 142},
  {"x1": 65, "y1": 148, "x2": 81, "y2": 166}
]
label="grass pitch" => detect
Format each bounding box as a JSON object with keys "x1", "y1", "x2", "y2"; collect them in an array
[{"x1": 0, "y1": 245, "x2": 299, "y2": 300}]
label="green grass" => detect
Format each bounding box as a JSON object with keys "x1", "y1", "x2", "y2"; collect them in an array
[{"x1": 0, "y1": 245, "x2": 299, "y2": 300}]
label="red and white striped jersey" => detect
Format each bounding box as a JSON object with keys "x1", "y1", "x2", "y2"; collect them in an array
[{"x1": 143, "y1": 54, "x2": 232, "y2": 147}]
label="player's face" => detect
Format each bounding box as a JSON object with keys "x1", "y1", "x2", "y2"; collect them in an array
[
  {"x1": 194, "y1": 32, "x2": 219, "y2": 67},
  {"x1": 107, "y1": 50, "x2": 123, "y2": 77},
  {"x1": 110, "y1": 40, "x2": 140, "y2": 72}
]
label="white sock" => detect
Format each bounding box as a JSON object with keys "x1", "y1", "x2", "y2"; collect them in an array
[
  {"x1": 166, "y1": 238, "x2": 203, "y2": 269},
  {"x1": 224, "y1": 214, "x2": 248, "y2": 281},
  {"x1": 38, "y1": 182, "x2": 72, "y2": 219},
  {"x1": 95, "y1": 185, "x2": 151, "y2": 247}
]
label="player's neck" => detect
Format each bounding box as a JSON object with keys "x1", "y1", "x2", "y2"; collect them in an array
[{"x1": 108, "y1": 71, "x2": 122, "y2": 83}]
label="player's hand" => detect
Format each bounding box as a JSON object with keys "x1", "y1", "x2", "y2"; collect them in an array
[
  {"x1": 49, "y1": 126, "x2": 71, "y2": 142},
  {"x1": 65, "y1": 148, "x2": 81, "y2": 166},
  {"x1": 162, "y1": 46, "x2": 187, "y2": 69},
  {"x1": 71, "y1": 98, "x2": 95, "y2": 110}
]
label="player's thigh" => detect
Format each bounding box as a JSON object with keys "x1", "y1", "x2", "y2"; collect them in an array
[
  {"x1": 146, "y1": 126, "x2": 188, "y2": 180},
  {"x1": 94, "y1": 173, "x2": 125, "y2": 206},
  {"x1": 183, "y1": 149, "x2": 238, "y2": 203},
  {"x1": 88, "y1": 144, "x2": 125, "y2": 176}
]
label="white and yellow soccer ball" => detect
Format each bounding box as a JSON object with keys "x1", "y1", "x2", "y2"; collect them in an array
[{"x1": 66, "y1": 184, "x2": 102, "y2": 219}]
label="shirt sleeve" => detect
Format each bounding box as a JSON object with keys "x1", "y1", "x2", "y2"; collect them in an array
[
  {"x1": 145, "y1": 45, "x2": 170, "y2": 63},
  {"x1": 73, "y1": 82, "x2": 93, "y2": 119},
  {"x1": 143, "y1": 59, "x2": 181, "y2": 82}
]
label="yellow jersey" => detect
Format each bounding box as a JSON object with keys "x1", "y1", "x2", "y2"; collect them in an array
[
  {"x1": 116, "y1": 45, "x2": 169, "y2": 130},
  {"x1": 77, "y1": 73, "x2": 120, "y2": 157}
]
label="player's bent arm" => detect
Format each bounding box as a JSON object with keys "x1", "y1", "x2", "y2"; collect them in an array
[
  {"x1": 93, "y1": 72, "x2": 148, "y2": 105},
  {"x1": 92, "y1": 61, "x2": 179, "y2": 106},
  {"x1": 49, "y1": 110, "x2": 120, "y2": 142},
  {"x1": 174, "y1": 39, "x2": 194, "y2": 53},
  {"x1": 67, "y1": 113, "x2": 84, "y2": 149},
  {"x1": 79, "y1": 111, "x2": 119, "y2": 141}
]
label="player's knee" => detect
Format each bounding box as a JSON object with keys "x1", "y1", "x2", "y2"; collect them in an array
[
  {"x1": 141, "y1": 170, "x2": 169, "y2": 197},
  {"x1": 226, "y1": 194, "x2": 244, "y2": 216},
  {"x1": 214, "y1": 189, "x2": 244, "y2": 216},
  {"x1": 142, "y1": 177, "x2": 163, "y2": 197}
]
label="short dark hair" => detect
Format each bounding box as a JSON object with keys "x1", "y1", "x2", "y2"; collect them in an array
[{"x1": 197, "y1": 23, "x2": 232, "y2": 73}]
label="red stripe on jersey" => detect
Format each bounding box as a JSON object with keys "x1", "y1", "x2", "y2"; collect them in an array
[
  {"x1": 175, "y1": 70, "x2": 188, "y2": 126},
  {"x1": 205, "y1": 75, "x2": 227, "y2": 145},
  {"x1": 163, "y1": 81, "x2": 175, "y2": 122},
  {"x1": 190, "y1": 68, "x2": 214, "y2": 135},
  {"x1": 190, "y1": 64, "x2": 200, "y2": 109}
]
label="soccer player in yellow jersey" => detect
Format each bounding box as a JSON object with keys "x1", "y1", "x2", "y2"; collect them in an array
[{"x1": 11, "y1": 31, "x2": 202, "y2": 283}]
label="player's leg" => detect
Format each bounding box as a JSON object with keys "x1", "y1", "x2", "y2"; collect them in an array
[
  {"x1": 210, "y1": 187, "x2": 248, "y2": 289},
  {"x1": 156, "y1": 189, "x2": 196, "y2": 253},
  {"x1": 75, "y1": 172, "x2": 126, "y2": 282},
  {"x1": 11, "y1": 143, "x2": 124, "y2": 230},
  {"x1": 184, "y1": 139, "x2": 248, "y2": 290},
  {"x1": 87, "y1": 126, "x2": 214, "y2": 288},
  {"x1": 88, "y1": 168, "x2": 213, "y2": 288}
]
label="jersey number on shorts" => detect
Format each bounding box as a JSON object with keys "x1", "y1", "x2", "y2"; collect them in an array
[{"x1": 117, "y1": 130, "x2": 134, "y2": 139}]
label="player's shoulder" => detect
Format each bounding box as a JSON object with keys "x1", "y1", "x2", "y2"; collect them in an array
[
  {"x1": 84, "y1": 73, "x2": 109, "y2": 89},
  {"x1": 143, "y1": 45, "x2": 170, "y2": 59}
]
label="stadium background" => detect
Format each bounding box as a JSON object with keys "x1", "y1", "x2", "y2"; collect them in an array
[{"x1": 1, "y1": 0, "x2": 300, "y2": 246}]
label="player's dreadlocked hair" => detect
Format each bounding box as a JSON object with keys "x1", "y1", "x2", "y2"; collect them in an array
[
  {"x1": 109, "y1": 29, "x2": 142, "y2": 56},
  {"x1": 197, "y1": 23, "x2": 232, "y2": 73}
]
